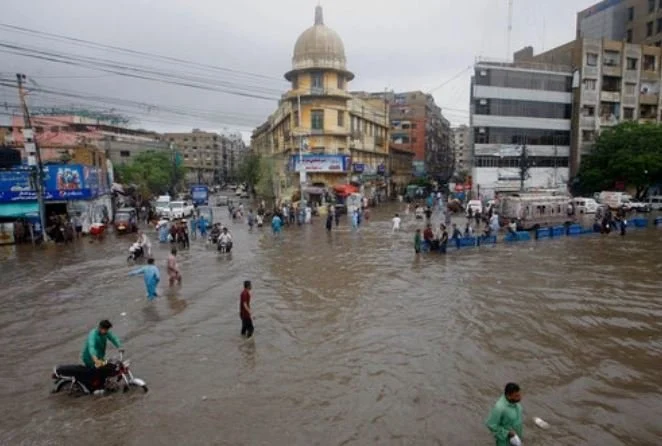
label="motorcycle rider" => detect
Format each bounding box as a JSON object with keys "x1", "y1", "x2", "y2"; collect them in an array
[
  {"x1": 136, "y1": 230, "x2": 151, "y2": 257},
  {"x1": 209, "y1": 223, "x2": 222, "y2": 244},
  {"x1": 82, "y1": 320, "x2": 122, "y2": 392},
  {"x1": 218, "y1": 227, "x2": 233, "y2": 251}
]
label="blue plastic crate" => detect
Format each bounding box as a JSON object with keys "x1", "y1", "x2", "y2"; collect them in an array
[
  {"x1": 551, "y1": 226, "x2": 566, "y2": 237},
  {"x1": 459, "y1": 236, "x2": 478, "y2": 248},
  {"x1": 632, "y1": 217, "x2": 648, "y2": 228},
  {"x1": 655, "y1": 217, "x2": 662, "y2": 227},
  {"x1": 479, "y1": 235, "x2": 497, "y2": 246},
  {"x1": 567, "y1": 224, "x2": 582, "y2": 235},
  {"x1": 536, "y1": 227, "x2": 551, "y2": 239},
  {"x1": 505, "y1": 231, "x2": 531, "y2": 242},
  {"x1": 580, "y1": 227, "x2": 595, "y2": 234}
]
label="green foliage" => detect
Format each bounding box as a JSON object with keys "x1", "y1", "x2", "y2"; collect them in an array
[
  {"x1": 115, "y1": 151, "x2": 186, "y2": 197},
  {"x1": 575, "y1": 122, "x2": 662, "y2": 199},
  {"x1": 256, "y1": 157, "x2": 276, "y2": 199},
  {"x1": 237, "y1": 153, "x2": 262, "y2": 191}
]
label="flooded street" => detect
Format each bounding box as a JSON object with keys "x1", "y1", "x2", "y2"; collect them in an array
[{"x1": 1, "y1": 204, "x2": 661, "y2": 446}]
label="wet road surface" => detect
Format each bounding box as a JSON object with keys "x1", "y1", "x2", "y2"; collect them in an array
[{"x1": 1, "y1": 205, "x2": 661, "y2": 445}]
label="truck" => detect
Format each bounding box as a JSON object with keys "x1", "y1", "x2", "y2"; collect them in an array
[
  {"x1": 498, "y1": 193, "x2": 571, "y2": 230},
  {"x1": 598, "y1": 191, "x2": 650, "y2": 212},
  {"x1": 190, "y1": 185, "x2": 209, "y2": 206}
]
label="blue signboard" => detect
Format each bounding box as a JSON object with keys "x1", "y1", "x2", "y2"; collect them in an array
[
  {"x1": 352, "y1": 163, "x2": 365, "y2": 173},
  {"x1": 0, "y1": 164, "x2": 105, "y2": 203},
  {"x1": 377, "y1": 164, "x2": 386, "y2": 175}
]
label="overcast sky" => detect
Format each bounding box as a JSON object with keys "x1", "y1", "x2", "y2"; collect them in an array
[{"x1": 0, "y1": 0, "x2": 598, "y2": 138}]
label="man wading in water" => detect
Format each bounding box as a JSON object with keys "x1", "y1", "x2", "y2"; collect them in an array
[
  {"x1": 485, "y1": 382, "x2": 523, "y2": 446},
  {"x1": 240, "y1": 281, "x2": 254, "y2": 338}
]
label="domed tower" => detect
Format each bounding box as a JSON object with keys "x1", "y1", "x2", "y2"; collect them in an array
[{"x1": 284, "y1": 5, "x2": 354, "y2": 185}]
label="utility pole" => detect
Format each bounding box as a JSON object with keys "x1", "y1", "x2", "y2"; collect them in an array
[
  {"x1": 519, "y1": 143, "x2": 528, "y2": 192},
  {"x1": 16, "y1": 73, "x2": 48, "y2": 241}
]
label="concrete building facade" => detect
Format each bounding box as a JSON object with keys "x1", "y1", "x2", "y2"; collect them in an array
[
  {"x1": 470, "y1": 61, "x2": 572, "y2": 199},
  {"x1": 577, "y1": 0, "x2": 629, "y2": 40},
  {"x1": 164, "y1": 130, "x2": 246, "y2": 185},
  {"x1": 452, "y1": 125, "x2": 472, "y2": 175},
  {"x1": 252, "y1": 6, "x2": 390, "y2": 200}
]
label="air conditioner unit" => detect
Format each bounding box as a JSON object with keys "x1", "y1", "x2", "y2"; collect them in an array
[
  {"x1": 479, "y1": 99, "x2": 487, "y2": 105},
  {"x1": 479, "y1": 128, "x2": 486, "y2": 134},
  {"x1": 480, "y1": 70, "x2": 487, "y2": 76}
]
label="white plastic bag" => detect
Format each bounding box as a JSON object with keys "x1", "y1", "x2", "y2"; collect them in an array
[{"x1": 510, "y1": 434, "x2": 522, "y2": 446}]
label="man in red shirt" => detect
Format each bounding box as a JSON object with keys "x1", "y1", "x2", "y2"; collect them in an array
[{"x1": 240, "y1": 280, "x2": 254, "y2": 338}]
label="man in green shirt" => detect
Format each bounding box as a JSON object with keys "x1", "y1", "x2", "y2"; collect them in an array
[
  {"x1": 81, "y1": 320, "x2": 122, "y2": 368},
  {"x1": 485, "y1": 382, "x2": 523, "y2": 446}
]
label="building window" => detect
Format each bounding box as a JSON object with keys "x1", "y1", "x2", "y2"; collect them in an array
[
  {"x1": 602, "y1": 76, "x2": 621, "y2": 92},
  {"x1": 626, "y1": 57, "x2": 638, "y2": 70},
  {"x1": 647, "y1": 21, "x2": 654, "y2": 37},
  {"x1": 628, "y1": 6, "x2": 634, "y2": 21},
  {"x1": 411, "y1": 123, "x2": 417, "y2": 129},
  {"x1": 583, "y1": 79, "x2": 597, "y2": 90},
  {"x1": 311, "y1": 72, "x2": 323, "y2": 88},
  {"x1": 644, "y1": 54, "x2": 656, "y2": 70},
  {"x1": 582, "y1": 130, "x2": 595, "y2": 142},
  {"x1": 337, "y1": 110, "x2": 344, "y2": 127},
  {"x1": 624, "y1": 82, "x2": 636, "y2": 95},
  {"x1": 582, "y1": 105, "x2": 595, "y2": 117},
  {"x1": 337, "y1": 76, "x2": 344, "y2": 89},
  {"x1": 293, "y1": 111, "x2": 299, "y2": 127},
  {"x1": 649, "y1": 0, "x2": 655, "y2": 13},
  {"x1": 586, "y1": 53, "x2": 598, "y2": 66},
  {"x1": 626, "y1": 29, "x2": 633, "y2": 43},
  {"x1": 311, "y1": 109, "x2": 324, "y2": 130},
  {"x1": 623, "y1": 107, "x2": 635, "y2": 120},
  {"x1": 292, "y1": 75, "x2": 298, "y2": 90},
  {"x1": 411, "y1": 137, "x2": 417, "y2": 143},
  {"x1": 603, "y1": 50, "x2": 620, "y2": 66}
]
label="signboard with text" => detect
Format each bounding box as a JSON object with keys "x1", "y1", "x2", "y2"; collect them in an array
[{"x1": 290, "y1": 155, "x2": 350, "y2": 173}]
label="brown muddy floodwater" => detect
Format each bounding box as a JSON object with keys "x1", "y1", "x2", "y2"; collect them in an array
[{"x1": 0, "y1": 204, "x2": 661, "y2": 446}]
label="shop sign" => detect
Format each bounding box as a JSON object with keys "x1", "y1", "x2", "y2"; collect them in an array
[{"x1": 290, "y1": 155, "x2": 350, "y2": 173}]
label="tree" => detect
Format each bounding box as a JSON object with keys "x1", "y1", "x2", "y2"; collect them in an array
[
  {"x1": 237, "y1": 152, "x2": 262, "y2": 195},
  {"x1": 115, "y1": 151, "x2": 186, "y2": 197},
  {"x1": 574, "y1": 122, "x2": 662, "y2": 200}
]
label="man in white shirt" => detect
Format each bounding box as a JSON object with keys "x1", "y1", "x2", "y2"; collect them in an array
[{"x1": 392, "y1": 213, "x2": 401, "y2": 232}]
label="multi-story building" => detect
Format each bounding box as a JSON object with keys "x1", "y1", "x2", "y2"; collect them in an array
[
  {"x1": 577, "y1": 0, "x2": 629, "y2": 40},
  {"x1": 251, "y1": 6, "x2": 390, "y2": 201},
  {"x1": 366, "y1": 91, "x2": 453, "y2": 181},
  {"x1": 470, "y1": 60, "x2": 572, "y2": 199},
  {"x1": 577, "y1": 0, "x2": 662, "y2": 46},
  {"x1": 518, "y1": 38, "x2": 662, "y2": 175},
  {"x1": 452, "y1": 125, "x2": 472, "y2": 175},
  {"x1": 163, "y1": 130, "x2": 220, "y2": 185}
]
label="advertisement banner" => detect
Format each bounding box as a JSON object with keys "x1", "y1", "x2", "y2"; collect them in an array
[
  {"x1": 0, "y1": 164, "x2": 104, "y2": 202},
  {"x1": 352, "y1": 163, "x2": 365, "y2": 173},
  {"x1": 290, "y1": 155, "x2": 350, "y2": 173}
]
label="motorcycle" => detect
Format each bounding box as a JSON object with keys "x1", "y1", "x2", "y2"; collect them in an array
[
  {"x1": 217, "y1": 238, "x2": 233, "y2": 253},
  {"x1": 127, "y1": 242, "x2": 144, "y2": 263},
  {"x1": 51, "y1": 350, "x2": 148, "y2": 395}
]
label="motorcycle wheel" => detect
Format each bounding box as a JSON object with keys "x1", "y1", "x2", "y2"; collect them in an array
[
  {"x1": 129, "y1": 382, "x2": 149, "y2": 393},
  {"x1": 54, "y1": 379, "x2": 86, "y2": 395}
]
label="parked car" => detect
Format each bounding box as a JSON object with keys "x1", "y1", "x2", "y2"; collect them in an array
[
  {"x1": 164, "y1": 201, "x2": 194, "y2": 219},
  {"x1": 114, "y1": 208, "x2": 138, "y2": 234},
  {"x1": 648, "y1": 195, "x2": 662, "y2": 210},
  {"x1": 465, "y1": 200, "x2": 483, "y2": 216},
  {"x1": 154, "y1": 195, "x2": 171, "y2": 216},
  {"x1": 570, "y1": 197, "x2": 598, "y2": 214}
]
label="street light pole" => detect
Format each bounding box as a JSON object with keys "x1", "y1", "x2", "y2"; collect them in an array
[{"x1": 16, "y1": 73, "x2": 48, "y2": 241}]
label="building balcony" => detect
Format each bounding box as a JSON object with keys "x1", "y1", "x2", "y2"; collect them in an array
[
  {"x1": 624, "y1": 70, "x2": 639, "y2": 83},
  {"x1": 580, "y1": 115, "x2": 596, "y2": 128},
  {"x1": 622, "y1": 94, "x2": 637, "y2": 106},
  {"x1": 602, "y1": 65, "x2": 622, "y2": 77},
  {"x1": 639, "y1": 93, "x2": 659, "y2": 105},
  {"x1": 640, "y1": 70, "x2": 659, "y2": 81},
  {"x1": 600, "y1": 91, "x2": 621, "y2": 102},
  {"x1": 639, "y1": 117, "x2": 658, "y2": 124},
  {"x1": 599, "y1": 115, "x2": 619, "y2": 126},
  {"x1": 581, "y1": 90, "x2": 598, "y2": 104}
]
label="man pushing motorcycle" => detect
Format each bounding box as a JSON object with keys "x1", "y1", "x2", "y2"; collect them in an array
[{"x1": 83, "y1": 319, "x2": 122, "y2": 368}]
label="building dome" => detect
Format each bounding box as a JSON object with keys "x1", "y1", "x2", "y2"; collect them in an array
[{"x1": 285, "y1": 6, "x2": 354, "y2": 81}]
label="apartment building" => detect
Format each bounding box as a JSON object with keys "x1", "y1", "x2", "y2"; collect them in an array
[
  {"x1": 470, "y1": 60, "x2": 572, "y2": 199},
  {"x1": 452, "y1": 125, "x2": 472, "y2": 174},
  {"x1": 519, "y1": 38, "x2": 662, "y2": 175},
  {"x1": 577, "y1": 0, "x2": 662, "y2": 45},
  {"x1": 577, "y1": 0, "x2": 629, "y2": 40}
]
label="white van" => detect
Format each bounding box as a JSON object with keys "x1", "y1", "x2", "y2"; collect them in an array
[
  {"x1": 571, "y1": 197, "x2": 598, "y2": 214},
  {"x1": 466, "y1": 200, "x2": 483, "y2": 216},
  {"x1": 648, "y1": 195, "x2": 662, "y2": 210}
]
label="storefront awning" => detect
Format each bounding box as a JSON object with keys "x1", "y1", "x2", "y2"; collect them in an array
[{"x1": 0, "y1": 202, "x2": 39, "y2": 218}]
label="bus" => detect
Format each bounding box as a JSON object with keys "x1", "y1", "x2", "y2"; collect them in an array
[{"x1": 190, "y1": 185, "x2": 209, "y2": 206}]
